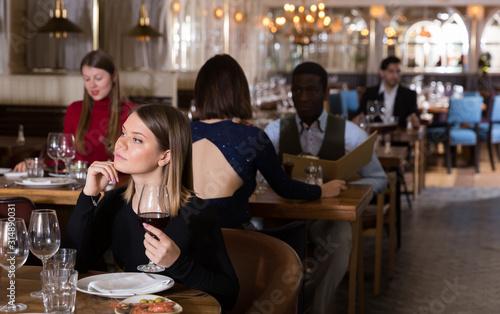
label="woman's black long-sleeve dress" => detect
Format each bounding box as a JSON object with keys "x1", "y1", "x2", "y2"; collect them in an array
[{"x1": 63, "y1": 187, "x2": 239, "y2": 310}]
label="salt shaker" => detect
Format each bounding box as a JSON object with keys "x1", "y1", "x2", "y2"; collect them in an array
[{"x1": 16, "y1": 124, "x2": 25, "y2": 144}]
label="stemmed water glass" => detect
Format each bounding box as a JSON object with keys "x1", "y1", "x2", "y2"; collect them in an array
[
  {"x1": 28, "y1": 209, "x2": 61, "y2": 298},
  {"x1": 57, "y1": 134, "x2": 76, "y2": 176},
  {"x1": 46, "y1": 132, "x2": 62, "y2": 175},
  {"x1": 0, "y1": 218, "x2": 29, "y2": 311},
  {"x1": 137, "y1": 185, "x2": 170, "y2": 273}
]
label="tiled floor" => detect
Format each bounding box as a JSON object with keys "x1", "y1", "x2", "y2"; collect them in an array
[{"x1": 330, "y1": 143, "x2": 500, "y2": 313}]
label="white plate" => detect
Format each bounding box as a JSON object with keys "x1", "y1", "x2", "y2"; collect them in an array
[
  {"x1": 114, "y1": 295, "x2": 182, "y2": 313},
  {"x1": 14, "y1": 178, "x2": 76, "y2": 188},
  {"x1": 0, "y1": 168, "x2": 12, "y2": 175},
  {"x1": 77, "y1": 273, "x2": 174, "y2": 299}
]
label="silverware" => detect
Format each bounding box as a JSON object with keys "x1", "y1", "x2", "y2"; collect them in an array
[
  {"x1": 165, "y1": 292, "x2": 207, "y2": 299},
  {"x1": 3, "y1": 182, "x2": 14, "y2": 188}
]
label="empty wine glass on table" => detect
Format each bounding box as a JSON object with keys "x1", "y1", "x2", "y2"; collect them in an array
[
  {"x1": 137, "y1": 185, "x2": 170, "y2": 273},
  {"x1": 28, "y1": 209, "x2": 61, "y2": 298},
  {"x1": 57, "y1": 134, "x2": 76, "y2": 176},
  {"x1": 0, "y1": 218, "x2": 29, "y2": 312},
  {"x1": 46, "y1": 132, "x2": 62, "y2": 176}
]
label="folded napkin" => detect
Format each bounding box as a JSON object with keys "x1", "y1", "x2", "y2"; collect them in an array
[
  {"x1": 23, "y1": 178, "x2": 52, "y2": 184},
  {"x1": 4, "y1": 172, "x2": 26, "y2": 178},
  {"x1": 88, "y1": 273, "x2": 172, "y2": 294}
]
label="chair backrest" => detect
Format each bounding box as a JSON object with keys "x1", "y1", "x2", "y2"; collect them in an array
[
  {"x1": 447, "y1": 96, "x2": 483, "y2": 125},
  {"x1": 0, "y1": 197, "x2": 35, "y2": 226},
  {"x1": 222, "y1": 228, "x2": 303, "y2": 314},
  {"x1": 329, "y1": 93, "x2": 344, "y2": 117},
  {"x1": 490, "y1": 95, "x2": 500, "y2": 123},
  {"x1": 463, "y1": 91, "x2": 480, "y2": 97},
  {"x1": 340, "y1": 90, "x2": 360, "y2": 113}
]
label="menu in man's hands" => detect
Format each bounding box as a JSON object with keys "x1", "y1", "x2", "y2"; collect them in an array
[{"x1": 283, "y1": 131, "x2": 378, "y2": 182}]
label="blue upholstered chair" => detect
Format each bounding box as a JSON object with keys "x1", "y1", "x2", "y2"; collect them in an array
[
  {"x1": 463, "y1": 91, "x2": 480, "y2": 97},
  {"x1": 328, "y1": 93, "x2": 344, "y2": 117},
  {"x1": 445, "y1": 96, "x2": 483, "y2": 173},
  {"x1": 479, "y1": 95, "x2": 500, "y2": 171},
  {"x1": 339, "y1": 90, "x2": 359, "y2": 117}
]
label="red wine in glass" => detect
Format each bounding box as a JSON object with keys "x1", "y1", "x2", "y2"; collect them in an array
[
  {"x1": 137, "y1": 185, "x2": 170, "y2": 273},
  {"x1": 138, "y1": 213, "x2": 170, "y2": 230}
]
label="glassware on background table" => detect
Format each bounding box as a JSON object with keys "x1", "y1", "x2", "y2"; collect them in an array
[
  {"x1": 24, "y1": 157, "x2": 44, "y2": 178},
  {"x1": 40, "y1": 269, "x2": 78, "y2": 313},
  {"x1": 45, "y1": 248, "x2": 77, "y2": 270},
  {"x1": 57, "y1": 134, "x2": 76, "y2": 176},
  {"x1": 254, "y1": 171, "x2": 268, "y2": 194},
  {"x1": 137, "y1": 185, "x2": 170, "y2": 273},
  {"x1": 69, "y1": 161, "x2": 88, "y2": 182},
  {"x1": 47, "y1": 132, "x2": 62, "y2": 175},
  {"x1": 28, "y1": 209, "x2": 61, "y2": 298},
  {"x1": 0, "y1": 218, "x2": 29, "y2": 312}
]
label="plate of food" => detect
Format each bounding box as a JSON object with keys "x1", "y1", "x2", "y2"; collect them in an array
[{"x1": 112, "y1": 295, "x2": 182, "y2": 314}]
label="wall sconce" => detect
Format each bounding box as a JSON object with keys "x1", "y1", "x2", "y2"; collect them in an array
[
  {"x1": 467, "y1": 5, "x2": 484, "y2": 20},
  {"x1": 171, "y1": 1, "x2": 181, "y2": 14},
  {"x1": 38, "y1": 0, "x2": 83, "y2": 38},
  {"x1": 369, "y1": 5, "x2": 386, "y2": 19},
  {"x1": 127, "y1": 3, "x2": 162, "y2": 42},
  {"x1": 214, "y1": 7, "x2": 224, "y2": 19},
  {"x1": 235, "y1": 11, "x2": 243, "y2": 23}
]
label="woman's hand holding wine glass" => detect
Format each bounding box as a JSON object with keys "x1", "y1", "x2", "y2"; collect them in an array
[
  {"x1": 28, "y1": 209, "x2": 61, "y2": 298},
  {"x1": 57, "y1": 133, "x2": 76, "y2": 176},
  {"x1": 137, "y1": 185, "x2": 172, "y2": 272},
  {"x1": 0, "y1": 218, "x2": 29, "y2": 311}
]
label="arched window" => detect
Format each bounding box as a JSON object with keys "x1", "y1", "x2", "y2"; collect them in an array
[
  {"x1": 481, "y1": 10, "x2": 500, "y2": 73},
  {"x1": 402, "y1": 11, "x2": 467, "y2": 73}
]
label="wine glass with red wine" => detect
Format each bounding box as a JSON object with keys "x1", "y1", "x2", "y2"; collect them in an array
[{"x1": 137, "y1": 185, "x2": 170, "y2": 272}]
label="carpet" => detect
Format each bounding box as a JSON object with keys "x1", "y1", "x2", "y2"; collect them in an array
[{"x1": 332, "y1": 186, "x2": 500, "y2": 314}]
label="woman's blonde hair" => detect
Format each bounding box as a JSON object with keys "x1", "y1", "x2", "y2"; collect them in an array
[
  {"x1": 123, "y1": 104, "x2": 193, "y2": 216},
  {"x1": 77, "y1": 49, "x2": 121, "y2": 158}
]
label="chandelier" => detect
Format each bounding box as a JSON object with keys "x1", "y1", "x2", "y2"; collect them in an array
[
  {"x1": 264, "y1": 1, "x2": 332, "y2": 45},
  {"x1": 127, "y1": 3, "x2": 162, "y2": 42}
]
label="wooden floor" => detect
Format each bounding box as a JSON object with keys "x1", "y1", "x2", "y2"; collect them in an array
[
  {"x1": 328, "y1": 142, "x2": 500, "y2": 313},
  {"x1": 424, "y1": 142, "x2": 499, "y2": 188}
]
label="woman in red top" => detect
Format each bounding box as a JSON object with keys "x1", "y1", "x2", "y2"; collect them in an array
[
  {"x1": 66, "y1": 49, "x2": 136, "y2": 163},
  {"x1": 14, "y1": 50, "x2": 136, "y2": 171}
]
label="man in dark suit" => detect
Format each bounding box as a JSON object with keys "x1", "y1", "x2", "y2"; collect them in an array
[{"x1": 356, "y1": 56, "x2": 420, "y2": 128}]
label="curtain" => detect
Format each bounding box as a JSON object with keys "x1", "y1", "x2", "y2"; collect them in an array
[
  {"x1": 26, "y1": 0, "x2": 93, "y2": 71},
  {"x1": 101, "y1": 0, "x2": 167, "y2": 70},
  {"x1": 0, "y1": 0, "x2": 9, "y2": 74}
]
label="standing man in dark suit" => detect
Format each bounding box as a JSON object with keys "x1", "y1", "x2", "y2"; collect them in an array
[{"x1": 356, "y1": 56, "x2": 420, "y2": 128}]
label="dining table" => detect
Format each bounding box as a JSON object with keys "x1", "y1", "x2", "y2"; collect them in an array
[
  {"x1": 0, "y1": 266, "x2": 221, "y2": 313},
  {"x1": 0, "y1": 135, "x2": 46, "y2": 167},
  {"x1": 249, "y1": 183, "x2": 373, "y2": 314}
]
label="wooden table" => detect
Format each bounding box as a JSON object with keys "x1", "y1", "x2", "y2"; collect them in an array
[
  {"x1": 0, "y1": 136, "x2": 46, "y2": 167},
  {"x1": 0, "y1": 266, "x2": 220, "y2": 313},
  {"x1": 390, "y1": 126, "x2": 427, "y2": 199},
  {"x1": 249, "y1": 184, "x2": 373, "y2": 314}
]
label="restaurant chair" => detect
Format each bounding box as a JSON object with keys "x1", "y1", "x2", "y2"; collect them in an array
[
  {"x1": 445, "y1": 96, "x2": 483, "y2": 174},
  {"x1": 0, "y1": 196, "x2": 41, "y2": 266},
  {"x1": 329, "y1": 93, "x2": 344, "y2": 117},
  {"x1": 222, "y1": 228, "x2": 303, "y2": 314},
  {"x1": 479, "y1": 95, "x2": 500, "y2": 171},
  {"x1": 362, "y1": 172, "x2": 396, "y2": 295},
  {"x1": 340, "y1": 90, "x2": 360, "y2": 117},
  {"x1": 0, "y1": 196, "x2": 35, "y2": 226}
]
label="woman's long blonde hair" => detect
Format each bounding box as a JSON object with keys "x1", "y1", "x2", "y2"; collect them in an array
[
  {"x1": 123, "y1": 104, "x2": 193, "y2": 216},
  {"x1": 77, "y1": 49, "x2": 122, "y2": 158}
]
